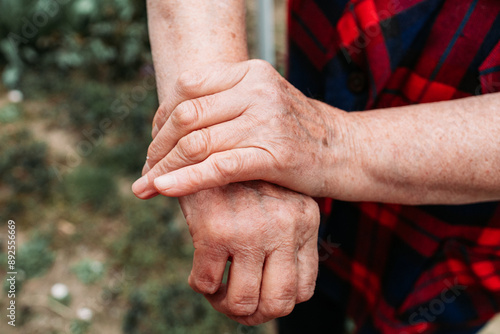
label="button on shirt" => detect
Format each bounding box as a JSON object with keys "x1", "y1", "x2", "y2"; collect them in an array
[{"x1": 347, "y1": 71, "x2": 367, "y2": 93}]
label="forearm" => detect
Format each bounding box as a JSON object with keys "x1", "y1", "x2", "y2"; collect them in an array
[
  {"x1": 138, "y1": 0, "x2": 251, "y2": 193},
  {"x1": 334, "y1": 92, "x2": 500, "y2": 204},
  {"x1": 147, "y1": 0, "x2": 248, "y2": 102},
  {"x1": 143, "y1": 7, "x2": 321, "y2": 322}
]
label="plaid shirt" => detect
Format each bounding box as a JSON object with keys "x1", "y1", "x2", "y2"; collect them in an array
[{"x1": 288, "y1": 0, "x2": 500, "y2": 333}]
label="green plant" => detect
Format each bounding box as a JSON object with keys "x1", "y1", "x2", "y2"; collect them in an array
[
  {"x1": 122, "y1": 291, "x2": 148, "y2": 334},
  {"x1": 63, "y1": 165, "x2": 120, "y2": 212},
  {"x1": 90, "y1": 141, "x2": 149, "y2": 176},
  {"x1": 156, "y1": 283, "x2": 208, "y2": 328},
  {"x1": 0, "y1": 103, "x2": 22, "y2": 123},
  {"x1": 0, "y1": 128, "x2": 54, "y2": 196},
  {"x1": 70, "y1": 319, "x2": 91, "y2": 334},
  {"x1": 111, "y1": 197, "x2": 188, "y2": 274},
  {"x1": 17, "y1": 234, "x2": 55, "y2": 280},
  {"x1": 0, "y1": 0, "x2": 151, "y2": 87},
  {"x1": 121, "y1": 283, "x2": 250, "y2": 334},
  {"x1": 72, "y1": 259, "x2": 105, "y2": 285},
  {"x1": 62, "y1": 80, "x2": 115, "y2": 130}
]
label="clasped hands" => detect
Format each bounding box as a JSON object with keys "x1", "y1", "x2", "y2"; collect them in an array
[{"x1": 132, "y1": 60, "x2": 344, "y2": 325}]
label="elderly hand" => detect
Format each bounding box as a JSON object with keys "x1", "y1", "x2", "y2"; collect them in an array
[
  {"x1": 180, "y1": 181, "x2": 319, "y2": 326},
  {"x1": 131, "y1": 65, "x2": 322, "y2": 325},
  {"x1": 132, "y1": 60, "x2": 347, "y2": 200}
]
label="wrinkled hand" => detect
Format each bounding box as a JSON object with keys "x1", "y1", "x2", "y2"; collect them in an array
[
  {"x1": 181, "y1": 181, "x2": 319, "y2": 326},
  {"x1": 130, "y1": 66, "x2": 321, "y2": 325},
  {"x1": 132, "y1": 60, "x2": 344, "y2": 200}
]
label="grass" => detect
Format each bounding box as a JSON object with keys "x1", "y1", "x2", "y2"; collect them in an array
[
  {"x1": 0, "y1": 71, "x2": 273, "y2": 333},
  {"x1": 0, "y1": 1, "x2": 285, "y2": 332}
]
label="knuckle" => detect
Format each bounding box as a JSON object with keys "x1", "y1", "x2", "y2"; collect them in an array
[
  {"x1": 261, "y1": 297, "x2": 295, "y2": 318},
  {"x1": 273, "y1": 207, "x2": 297, "y2": 232},
  {"x1": 260, "y1": 276, "x2": 297, "y2": 318},
  {"x1": 178, "y1": 130, "x2": 209, "y2": 162},
  {"x1": 177, "y1": 70, "x2": 204, "y2": 94},
  {"x1": 204, "y1": 221, "x2": 227, "y2": 241},
  {"x1": 253, "y1": 82, "x2": 277, "y2": 97},
  {"x1": 183, "y1": 164, "x2": 205, "y2": 188},
  {"x1": 296, "y1": 284, "x2": 315, "y2": 303},
  {"x1": 303, "y1": 198, "x2": 320, "y2": 225},
  {"x1": 255, "y1": 83, "x2": 282, "y2": 107},
  {"x1": 272, "y1": 216, "x2": 292, "y2": 236},
  {"x1": 189, "y1": 274, "x2": 218, "y2": 294},
  {"x1": 172, "y1": 101, "x2": 198, "y2": 128},
  {"x1": 213, "y1": 152, "x2": 242, "y2": 180},
  {"x1": 204, "y1": 221, "x2": 238, "y2": 246},
  {"x1": 228, "y1": 297, "x2": 259, "y2": 316},
  {"x1": 250, "y1": 59, "x2": 273, "y2": 72}
]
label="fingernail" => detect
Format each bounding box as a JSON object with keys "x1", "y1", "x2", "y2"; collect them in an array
[
  {"x1": 154, "y1": 174, "x2": 177, "y2": 191},
  {"x1": 152, "y1": 124, "x2": 159, "y2": 138},
  {"x1": 132, "y1": 175, "x2": 148, "y2": 195}
]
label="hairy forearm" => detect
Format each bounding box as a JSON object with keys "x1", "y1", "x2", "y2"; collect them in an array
[
  {"x1": 333, "y1": 92, "x2": 500, "y2": 204},
  {"x1": 147, "y1": 0, "x2": 248, "y2": 102}
]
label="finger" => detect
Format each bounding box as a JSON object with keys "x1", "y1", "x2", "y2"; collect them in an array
[
  {"x1": 153, "y1": 62, "x2": 250, "y2": 137},
  {"x1": 189, "y1": 243, "x2": 228, "y2": 295},
  {"x1": 153, "y1": 148, "x2": 276, "y2": 198},
  {"x1": 155, "y1": 113, "x2": 257, "y2": 173},
  {"x1": 295, "y1": 237, "x2": 318, "y2": 304},
  {"x1": 203, "y1": 283, "x2": 228, "y2": 312},
  {"x1": 145, "y1": 89, "x2": 250, "y2": 173},
  {"x1": 137, "y1": 116, "x2": 256, "y2": 198},
  {"x1": 232, "y1": 250, "x2": 298, "y2": 326},
  {"x1": 133, "y1": 126, "x2": 258, "y2": 199},
  {"x1": 205, "y1": 252, "x2": 265, "y2": 317}
]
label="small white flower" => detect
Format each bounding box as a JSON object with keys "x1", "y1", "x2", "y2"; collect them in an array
[
  {"x1": 7, "y1": 90, "x2": 23, "y2": 103},
  {"x1": 51, "y1": 283, "x2": 69, "y2": 300},
  {"x1": 77, "y1": 307, "x2": 93, "y2": 321}
]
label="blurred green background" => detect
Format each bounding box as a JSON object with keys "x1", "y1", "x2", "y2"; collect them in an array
[{"x1": 0, "y1": 0, "x2": 284, "y2": 333}]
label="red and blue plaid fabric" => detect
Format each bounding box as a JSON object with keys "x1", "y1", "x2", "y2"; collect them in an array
[{"x1": 288, "y1": 0, "x2": 500, "y2": 333}]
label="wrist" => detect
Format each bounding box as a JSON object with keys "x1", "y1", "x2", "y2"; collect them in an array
[
  {"x1": 156, "y1": 59, "x2": 249, "y2": 104},
  {"x1": 148, "y1": 0, "x2": 248, "y2": 103},
  {"x1": 312, "y1": 101, "x2": 372, "y2": 200}
]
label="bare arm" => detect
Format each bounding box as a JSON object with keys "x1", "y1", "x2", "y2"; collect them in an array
[
  {"x1": 339, "y1": 92, "x2": 500, "y2": 204},
  {"x1": 146, "y1": 0, "x2": 248, "y2": 103},
  {"x1": 137, "y1": 59, "x2": 500, "y2": 205},
  {"x1": 139, "y1": 0, "x2": 321, "y2": 326}
]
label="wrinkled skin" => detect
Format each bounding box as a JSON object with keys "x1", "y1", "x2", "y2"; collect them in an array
[
  {"x1": 133, "y1": 60, "x2": 344, "y2": 200},
  {"x1": 131, "y1": 60, "x2": 322, "y2": 325},
  {"x1": 180, "y1": 181, "x2": 319, "y2": 326}
]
